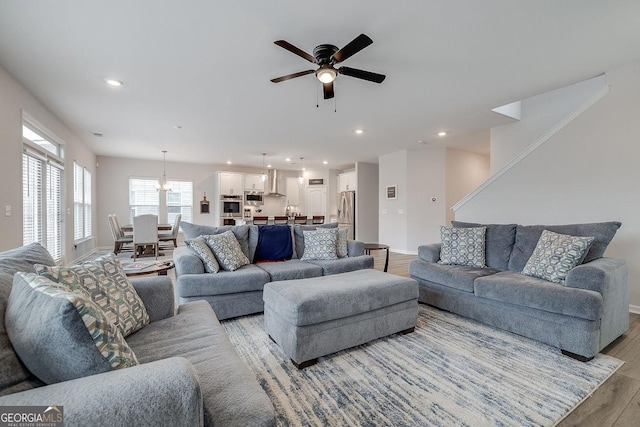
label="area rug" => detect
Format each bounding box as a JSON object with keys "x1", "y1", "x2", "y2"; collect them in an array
[{"x1": 222, "y1": 305, "x2": 622, "y2": 427}]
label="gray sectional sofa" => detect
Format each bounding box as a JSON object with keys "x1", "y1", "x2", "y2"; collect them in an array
[
  {"x1": 175, "y1": 222, "x2": 374, "y2": 320},
  {"x1": 0, "y1": 243, "x2": 276, "y2": 427},
  {"x1": 409, "y1": 221, "x2": 628, "y2": 361}
]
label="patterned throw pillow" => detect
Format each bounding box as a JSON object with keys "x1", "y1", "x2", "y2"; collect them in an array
[
  {"x1": 11, "y1": 273, "x2": 138, "y2": 382},
  {"x1": 35, "y1": 254, "x2": 150, "y2": 337},
  {"x1": 439, "y1": 226, "x2": 486, "y2": 268},
  {"x1": 300, "y1": 230, "x2": 338, "y2": 261},
  {"x1": 204, "y1": 231, "x2": 250, "y2": 271},
  {"x1": 521, "y1": 230, "x2": 595, "y2": 284},
  {"x1": 316, "y1": 227, "x2": 349, "y2": 258},
  {"x1": 186, "y1": 236, "x2": 220, "y2": 273}
]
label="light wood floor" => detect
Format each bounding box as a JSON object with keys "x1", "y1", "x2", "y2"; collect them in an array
[{"x1": 370, "y1": 250, "x2": 640, "y2": 427}]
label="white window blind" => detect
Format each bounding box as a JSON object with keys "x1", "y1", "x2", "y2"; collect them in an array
[
  {"x1": 74, "y1": 162, "x2": 92, "y2": 241},
  {"x1": 167, "y1": 180, "x2": 193, "y2": 226},
  {"x1": 129, "y1": 178, "x2": 159, "y2": 221}
]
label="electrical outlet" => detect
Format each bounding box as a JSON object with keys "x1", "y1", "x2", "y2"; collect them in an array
[{"x1": 5, "y1": 205, "x2": 11, "y2": 217}]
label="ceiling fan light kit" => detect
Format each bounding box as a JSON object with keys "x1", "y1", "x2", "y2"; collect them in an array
[{"x1": 271, "y1": 34, "x2": 385, "y2": 100}]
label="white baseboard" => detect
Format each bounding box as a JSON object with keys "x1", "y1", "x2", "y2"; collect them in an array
[
  {"x1": 389, "y1": 248, "x2": 418, "y2": 256},
  {"x1": 629, "y1": 305, "x2": 640, "y2": 314}
]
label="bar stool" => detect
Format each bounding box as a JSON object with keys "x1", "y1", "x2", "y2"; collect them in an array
[
  {"x1": 274, "y1": 216, "x2": 289, "y2": 224},
  {"x1": 253, "y1": 216, "x2": 268, "y2": 225},
  {"x1": 312, "y1": 215, "x2": 325, "y2": 225},
  {"x1": 294, "y1": 216, "x2": 308, "y2": 225}
]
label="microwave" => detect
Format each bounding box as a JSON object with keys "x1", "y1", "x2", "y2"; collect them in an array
[
  {"x1": 244, "y1": 191, "x2": 264, "y2": 205},
  {"x1": 221, "y1": 200, "x2": 242, "y2": 216}
]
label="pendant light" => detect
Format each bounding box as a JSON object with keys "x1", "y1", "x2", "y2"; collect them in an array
[
  {"x1": 298, "y1": 157, "x2": 304, "y2": 185},
  {"x1": 261, "y1": 153, "x2": 267, "y2": 182},
  {"x1": 157, "y1": 150, "x2": 172, "y2": 192}
]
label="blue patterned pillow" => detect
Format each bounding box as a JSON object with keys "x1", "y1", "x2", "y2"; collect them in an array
[
  {"x1": 315, "y1": 227, "x2": 348, "y2": 258},
  {"x1": 300, "y1": 230, "x2": 338, "y2": 261},
  {"x1": 439, "y1": 226, "x2": 486, "y2": 268},
  {"x1": 521, "y1": 230, "x2": 594, "y2": 284},
  {"x1": 204, "y1": 231, "x2": 250, "y2": 271},
  {"x1": 185, "y1": 236, "x2": 220, "y2": 273}
]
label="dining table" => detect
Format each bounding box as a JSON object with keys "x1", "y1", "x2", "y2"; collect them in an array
[{"x1": 120, "y1": 223, "x2": 173, "y2": 233}]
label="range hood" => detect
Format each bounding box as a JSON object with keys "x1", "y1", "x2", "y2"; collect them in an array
[{"x1": 265, "y1": 169, "x2": 285, "y2": 197}]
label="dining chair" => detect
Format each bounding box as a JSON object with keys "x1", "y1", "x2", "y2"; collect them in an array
[
  {"x1": 312, "y1": 215, "x2": 325, "y2": 225},
  {"x1": 133, "y1": 214, "x2": 158, "y2": 260},
  {"x1": 253, "y1": 216, "x2": 268, "y2": 225},
  {"x1": 294, "y1": 216, "x2": 308, "y2": 225},
  {"x1": 273, "y1": 216, "x2": 289, "y2": 225},
  {"x1": 108, "y1": 214, "x2": 133, "y2": 254},
  {"x1": 159, "y1": 214, "x2": 181, "y2": 248}
]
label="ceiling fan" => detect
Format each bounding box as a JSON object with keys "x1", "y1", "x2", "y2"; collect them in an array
[{"x1": 270, "y1": 33, "x2": 386, "y2": 99}]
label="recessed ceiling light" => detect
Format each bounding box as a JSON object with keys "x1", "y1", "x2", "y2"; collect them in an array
[
  {"x1": 226, "y1": 161, "x2": 232, "y2": 165},
  {"x1": 355, "y1": 129, "x2": 364, "y2": 134},
  {"x1": 438, "y1": 131, "x2": 447, "y2": 137},
  {"x1": 267, "y1": 164, "x2": 272, "y2": 168},
  {"x1": 105, "y1": 79, "x2": 123, "y2": 87},
  {"x1": 285, "y1": 158, "x2": 291, "y2": 162},
  {"x1": 174, "y1": 125, "x2": 182, "y2": 130},
  {"x1": 323, "y1": 161, "x2": 328, "y2": 165}
]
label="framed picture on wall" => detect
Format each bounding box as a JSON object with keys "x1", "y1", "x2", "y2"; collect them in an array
[{"x1": 386, "y1": 185, "x2": 397, "y2": 200}]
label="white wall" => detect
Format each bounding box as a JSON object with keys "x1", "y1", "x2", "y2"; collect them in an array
[
  {"x1": 0, "y1": 64, "x2": 96, "y2": 262},
  {"x1": 379, "y1": 150, "x2": 409, "y2": 252},
  {"x1": 445, "y1": 149, "x2": 490, "y2": 225},
  {"x1": 490, "y1": 75, "x2": 606, "y2": 174},
  {"x1": 455, "y1": 60, "x2": 640, "y2": 310},
  {"x1": 355, "y1": 162, "x2": 379, "y2": 242}
]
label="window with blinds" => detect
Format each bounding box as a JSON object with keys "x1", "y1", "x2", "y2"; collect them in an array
[
  {"x1": 74, "y1": 161, "x2": 92, "y2": 241},
  {"x1": 22, "y1": 122, "x2": 64, "y2": 261},
  {"x1": 167, "y1": 180, "x2": 193, "y2": 226},
  {"x1": 129, "y1": 178, "x2": 159, "y2": 221}
]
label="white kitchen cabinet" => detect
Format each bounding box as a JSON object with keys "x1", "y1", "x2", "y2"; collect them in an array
[
  {"x1": 245, "y1": 174, "x2": 264, "y2": 191},
  {"x1": 338, "y1": 171, "x2": 356, "y2": 192},
  {"x1": 219, "y1": 172, "x2": 244, "y2": 196},
  {"x1": 286, "y1": 177, "x2": 301, "y2": 206}
]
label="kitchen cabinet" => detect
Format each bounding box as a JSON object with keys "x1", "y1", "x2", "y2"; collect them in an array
[
  {"x1": 219, "y1": 172, "x2": 244, "y2": 196},
  {"x1": 245, "y1": 174, "x2": 264, "y2": 192},
  {"x1": 338, "y1": 171, "x2": 356, "y2": 192},
  {"x1": 286, "y1": 177, "x2": 301, "y2": 206}
]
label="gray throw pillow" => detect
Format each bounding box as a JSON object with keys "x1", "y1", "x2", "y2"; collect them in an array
[
  {"x1": 521, "y1": 230, "x2": 594, "y2": 284},
  {"x1": 300, "y1": 230, "x2": 338, "y2": 261},
  {"x1": 185, "y1": 236, "x2": 220, "y2": 273},
  {"x1": 315, "y1": 227, "x2": 348, "y2": 258},
  {"x1": 439, "y1": 226, "x2": 486, "y2": 268},
  {"x1": 293, "y1": 222, "x2": 338, "y2": 259},
  {"x1": 204, "y1": 231, "x2": 250, "y2": 271},
  {"x1": 6, "y1": 273, "x2": 138, "y2": 385},
  {"x1": 180, "y1": 222, "x2": 251, "y2": 259}
]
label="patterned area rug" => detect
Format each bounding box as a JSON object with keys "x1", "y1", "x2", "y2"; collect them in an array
[{"x1": 222, "y1": 305, "x2": 622, "y2": 427}]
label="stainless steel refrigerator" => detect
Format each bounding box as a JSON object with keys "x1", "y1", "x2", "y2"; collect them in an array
[{"x1": 338, "y1": 191, "x2": 356, "y2": 240}]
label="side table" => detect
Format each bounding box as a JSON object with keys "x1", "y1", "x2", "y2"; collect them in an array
[
  {"x1": 364, "y1": 243, "x2": 390, "y2": 272},
  {"x1": 124, "y1": 261, "x2": 175, "y2": 277}
]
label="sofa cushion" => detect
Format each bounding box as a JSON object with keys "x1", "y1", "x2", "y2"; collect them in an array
[
  {"x1": 439, "y1": 226, "x2": 486, "y2": 268},
  {"x1": 474, "y1": 271, "x2": 603, "y2": 321},
  {"x1": 451, "y1": 221, "x2": 517, "y2": 270},
  {"x1": 6, "y1": 273, "x2": 138, "y2": 385},
  {"x1": 185, "y1": 236, "x2": 220, "y2": 273},
  {"x1": 126, "y1": 301, "x2": 275, "y2": 427},
  {"x1": 409, "y1": 259, "x2": 500, "y2": 293},
  {"x1": 521, "y1": 230, "x2": 594, "y2": 284},
  {"x1": 255, "y1": 259, "x2": 322, "y2": 281},
  {"x1": 305, "y1": 255, "x2": 375, "y2": 276},
  {"x1": 204, "y1": 231, "x2": 250, "y2": 271},
  {"x1": 254, "y1": 225, "x2": 293, "y2": 262},
  {"x1": 300, "y1": 230, "x2": 338, "y2": 261},
  {"x1": 0, "y1": 242, "x2": 55, "y2": 276},
  {"x1": 180, "y1": 222, "x2": 251, "y2": 259},
  {"x1": 293, "y1": 222, "x2": 338, "y2": 259},
  {"x1": 508, "y1": 222, "x2": 621, "y2": 272},
  {"x1": 176, "y1": 264, "x2": 270, "y2": 298},
  {"x1": 35, "y1": 255, "x2": 150, "y2": 337}
]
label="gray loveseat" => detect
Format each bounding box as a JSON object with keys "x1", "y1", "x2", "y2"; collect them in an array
[
  {"x1": 175, "y1": 222, "x2": 374, "y2": 320},
  {"x1": 0, "y1": 243, "x2": 275, "y2": 427},
  {"x1": 409, "y1": 221, "x2": 628, "y2": 361}
]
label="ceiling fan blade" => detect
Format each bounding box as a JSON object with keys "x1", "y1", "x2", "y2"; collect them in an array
[
  {"x1": 274, "y1": 40, "x2": 316, "y2": 63},
  {"x1": 323, "y1": 81, "x2": 334, "y2": 99},
  {"x1": 331, "y1": 34, "x2": 373, "y2": 64},
  {"x1": 338, "y1": 66, "x2": 386, "y2": 83},
  {"x1": 271, "y1": 70, "x2": 315, "y2": 83}
]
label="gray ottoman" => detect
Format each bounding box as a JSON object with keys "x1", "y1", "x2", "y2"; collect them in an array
[{"x1": 263, "y1": 269, "x2": 419, "y2": 368}]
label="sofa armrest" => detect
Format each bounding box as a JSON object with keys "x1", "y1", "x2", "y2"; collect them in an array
[
  {"x1": 130, "y1": 275, "x2": 175, "y2": 322},
  {"x1": 347, "y1": 240, "x2": 365, "y2": 257},
  {"x1": 418, "y1": 244, "x2": 441, "y2": 263},
  {"x1": 565, "y1": 257, "x2": 628, "y2": 295},
  {"x1": 174, "y1": 246, "x2": 205, "y2": 276},
  {"x1": 0, "y1": 357, "x2": 203, "y2": 427}
]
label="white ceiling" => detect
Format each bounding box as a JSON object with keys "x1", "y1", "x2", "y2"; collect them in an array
[{"x1": 1, "y1": 1, "x2": 639, "y2": 171}]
